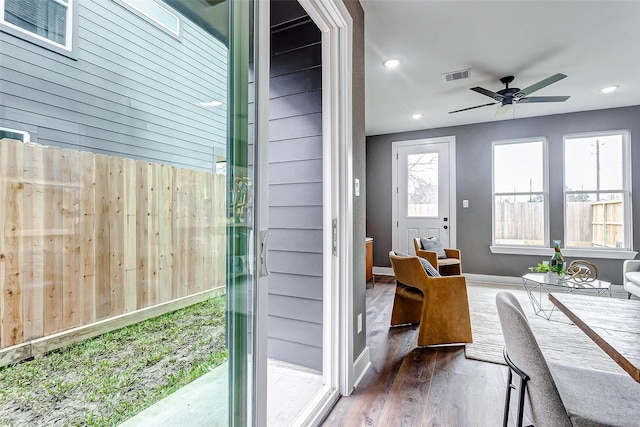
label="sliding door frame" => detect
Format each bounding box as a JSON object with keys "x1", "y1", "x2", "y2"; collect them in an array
[{"x1": 253, "y1": 0, "x2": 354, "y2": 426}]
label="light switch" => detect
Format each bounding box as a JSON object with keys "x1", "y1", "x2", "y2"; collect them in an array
[
  {"x1": 355, "y1": 178, "x2": 360, "y2": 196},
  {"x1": 463, "y1": 199, "x2": 469, "y2": 208}
]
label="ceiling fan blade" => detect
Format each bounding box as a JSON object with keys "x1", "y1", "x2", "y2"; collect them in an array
[
  {"x1": 449, "y1": 102, "x2": 498, "y2": 114},
  {"x1": 495, "y1": 104, "x2": 510, "y2": 119},
  {"x1": 517, "y1": 73, "x2": 567, "y2": 97},
  {"x1": 517, "y1": 96, "x2": 570, "y2": 103},
  {"x1": 470, "y1": 87, "x2": 504, "y2": 101}
]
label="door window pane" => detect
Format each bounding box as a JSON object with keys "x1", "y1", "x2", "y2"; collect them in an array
[{"x1": 407, "y1": 152, "x2": 438, "y2": 217}]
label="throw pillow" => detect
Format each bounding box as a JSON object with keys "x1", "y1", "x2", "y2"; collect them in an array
[
  {"x1": 420, "y1": 237, "x2": 447, "y2": 259},
  {"x1": 418, "y1": 257, "x2": 441, "y2": 277}
]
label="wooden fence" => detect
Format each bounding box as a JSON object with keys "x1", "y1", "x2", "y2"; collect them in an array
[
  {"x1": 0, "y1": 138, "x2": 226, "y2": 351},
  {"x1": 496, "y1": 200, "x2": 623, "y2": 247},
  {"x1": 591, "y1": 200, "x2": 623, "y2": 248},
  {"x1": 494, "y1": 202, "x2": 545, "y2": 244}
]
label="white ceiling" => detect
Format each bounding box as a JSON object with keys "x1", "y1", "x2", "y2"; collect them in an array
[{"x1": 361, "y1": 0, "x2": 640, "y2": 136}]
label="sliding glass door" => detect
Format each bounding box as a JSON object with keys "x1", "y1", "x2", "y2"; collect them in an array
[{"x1": 0, "y1": 0, "x2": 257, "y2": 425}]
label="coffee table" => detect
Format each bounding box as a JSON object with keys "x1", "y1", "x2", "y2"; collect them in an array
[{"x1": 521, "y1": 273, "x2": 611, "y2": 320}]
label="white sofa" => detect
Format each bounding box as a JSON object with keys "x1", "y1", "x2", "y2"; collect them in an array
[{"x1": 622, "y1": 260, "x2": 640, "y2": 299}]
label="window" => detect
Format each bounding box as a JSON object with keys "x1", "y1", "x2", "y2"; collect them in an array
[
  {"x1": 492, "y1": 138, "x2": 548, "y2": 246},
  {"x1": 0, "y1": 126, "x2": 30, "y2": 142},
  {"x1": 121, "y1": 0, "x2": 180, "y2": 36},
  {"x1": 564, "y1": 131, "x2": 631, "y2": 250},
  {"x1": 1, "y1": 0, "x2": 74, "y2": 51}
]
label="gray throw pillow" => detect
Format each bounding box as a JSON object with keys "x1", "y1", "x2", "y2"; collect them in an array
[
  {"x1": 418, "y1": 257, "x2": 441, "y2": 277},
  {"x1": 420, "y1": 237, "x2": 447, "y2": 259}
]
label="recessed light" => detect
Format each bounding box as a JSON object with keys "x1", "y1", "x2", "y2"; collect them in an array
[
  {"x1": 411, "y1": 113, "x2": 422, "y2": 120},
  {"x1": 383, "y1": 59, "x2": 400, "y2": 69},
  {"x1": 600, "y1": 86, "x2": 618, "y2": 94},
  {"x1": 199, "y1": 100, "x2": 223, "y2": 107}
]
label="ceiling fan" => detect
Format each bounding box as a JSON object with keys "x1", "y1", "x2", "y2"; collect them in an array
[{"x1": 449, "y1": 73, "x2": 570, "y2": 118}]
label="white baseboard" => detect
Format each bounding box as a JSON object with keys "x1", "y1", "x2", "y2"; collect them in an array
[
  {"x1": 372, "y1": 266, "x2": 394, "y2": 276},
  {"x1": 464, "y1": 273, "x2": 522, "y2": 286},
  {"x1": 352, "y1": 346, "x2": 371, "y2": 391}
]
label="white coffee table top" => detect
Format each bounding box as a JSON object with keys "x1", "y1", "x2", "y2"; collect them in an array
[{"x1": 522, "y1": 272, "x2": 611, "y2": 291}]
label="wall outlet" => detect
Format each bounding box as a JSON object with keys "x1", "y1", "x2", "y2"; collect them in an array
[
  {"x1": 463, "y1": 199, "x2": 469, "y2": 208},
  {"x1": 355, "y1": 178, "x2": 360, "y2": 197},
  {"x1": 357, "y1": 313, "x2": 363, "y2": 333}
]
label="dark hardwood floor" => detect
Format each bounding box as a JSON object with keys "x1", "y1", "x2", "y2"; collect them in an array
[{"x1": 322, "y1": 276, "x2": 509, "y2": 427}]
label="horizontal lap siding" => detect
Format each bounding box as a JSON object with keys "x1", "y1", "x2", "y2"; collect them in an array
[
  {"x1": 268, "y1": 4, "x2": 323, "y2": 371},
  {"x1": 0, "y1": 0, "x2": 227, "y2": 171}
]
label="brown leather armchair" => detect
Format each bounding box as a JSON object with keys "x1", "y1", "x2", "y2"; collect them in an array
[
  {"x1": 389, "y1": 251, "x2": 472, "y2": 347},
  {"x1": 413, "y1": 237, "x2": 462, "y2": 276}
]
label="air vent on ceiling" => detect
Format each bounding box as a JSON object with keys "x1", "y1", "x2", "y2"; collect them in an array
[{"x1": 442, "y1": 69, "x2": 471, "y2": 83}]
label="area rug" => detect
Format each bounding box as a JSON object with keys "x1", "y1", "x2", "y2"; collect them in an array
[{"x1": 464, "y1": 282, "x2": 624, "y2": 374}]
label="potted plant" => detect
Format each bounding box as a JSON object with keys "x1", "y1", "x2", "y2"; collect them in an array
[{"x1": 528, "y1": 262, "x2": 568, "y2": 282}]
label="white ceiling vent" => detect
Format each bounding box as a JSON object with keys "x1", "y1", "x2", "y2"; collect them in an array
[{"x1": 442, "y1": 69, "x2": 471, "y2": 83}]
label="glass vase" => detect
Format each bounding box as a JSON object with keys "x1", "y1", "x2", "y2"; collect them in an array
[{"x1": 550, "y1": 239, "x2": 564, "y2": 271}]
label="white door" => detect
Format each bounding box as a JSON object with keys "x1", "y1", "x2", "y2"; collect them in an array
[{"x1": 393, "y1": 138, "x2": 456, "y2": 255}]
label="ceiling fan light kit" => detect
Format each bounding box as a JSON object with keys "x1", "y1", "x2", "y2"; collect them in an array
[{"x1": 449, "y1": 73, "x2": 570, "y2": 117}]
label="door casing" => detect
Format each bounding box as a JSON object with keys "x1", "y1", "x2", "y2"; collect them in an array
[
  {"x1": 253, "y1": 1, "x2": 354, "y2": 426},
  {"x1": 392, "y1": 136, "x2": 457, "y2": 254}
]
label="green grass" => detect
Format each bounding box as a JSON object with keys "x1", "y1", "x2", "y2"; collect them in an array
[{"x1": 0, "y1": 296, "x2": 228, "y2": 427}]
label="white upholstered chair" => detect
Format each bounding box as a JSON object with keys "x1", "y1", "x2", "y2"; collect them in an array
[{"x1": 622, "y1": 260, "x2": 640, "y2": 299}]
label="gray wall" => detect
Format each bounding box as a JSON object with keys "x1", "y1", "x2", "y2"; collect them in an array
[
  {"x1": 267, "y1": 2, "x2": 323, "y2": 370},
  {"x1": 344, "y1": 0, "x2": 367, "y2": 365},
  {"x1": 367, "y1": 105, "x2": 640, "y2": 284},
  {"x1": 0, "y1": 0, "x2": 227, "y2": 171}
]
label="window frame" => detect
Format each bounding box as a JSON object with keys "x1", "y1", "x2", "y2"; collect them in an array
[
  {"x1": 562, "y1": 129, "x2": 633, "y2": 252},
  {"x1": 0, "y1": 126, "x2": 31, "y2": 142},
  {"x1": 491, "y1": 136, "x2": 550, "y2": 249},
  {"x1": 0, "y1": 0, "x2": 76, "y2": 56}
]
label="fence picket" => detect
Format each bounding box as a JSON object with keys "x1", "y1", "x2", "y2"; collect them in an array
[
  {"x1": 109, "y1": 157, "x2": 125, "y2": 316},
  {"x1": 94, "y1": 154, "x2": 111, "y2": 320},
  {"x1": 44, "y1": 146, "x2": 64, "y2": 335},
  {"x1": 79, "y1": 151, "x2": 96, "y2": 324},
  {"x1": 124, "y1": 158, "x2": 137, "y2": 313},
  {"x1": 157, "y1": 165, "x2": 172, "y2": 303},
  {"x1": 136, "y1": 161, "x2": 150, "y2": 309},
  {"x1": 62, "y1": 149, "x2": 81, "y2": 329},
  {"x1": 23, "y1": 142, "x2": 45, "y2": 341},
  {"x1": 1, "y1": 140, "x2": 24, "y2": 346}
]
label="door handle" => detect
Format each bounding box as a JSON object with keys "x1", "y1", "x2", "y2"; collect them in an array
[
  {"x1": 443, "y1": 225, "x2": 448, "y2": 230},
  {"x1": 259, "y1": 230, "x2": 271, "y2": 277}
]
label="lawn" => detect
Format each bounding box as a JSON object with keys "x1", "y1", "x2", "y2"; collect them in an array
[{"x1": 0, "y1": 296, "x2": 227, "y2": 426}]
